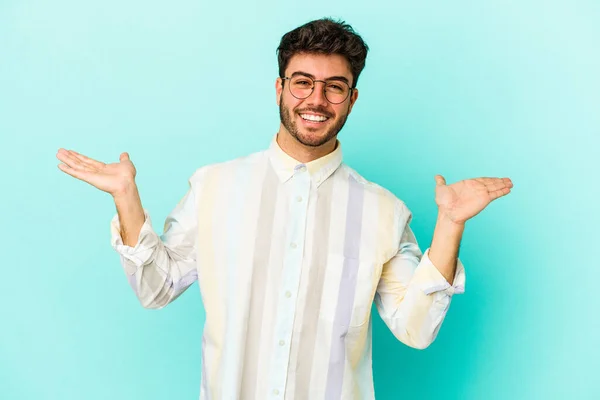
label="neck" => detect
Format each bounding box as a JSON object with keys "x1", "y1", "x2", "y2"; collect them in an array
[{"x1": 276, "y1": 128, "x2": 337, "y2": 163}]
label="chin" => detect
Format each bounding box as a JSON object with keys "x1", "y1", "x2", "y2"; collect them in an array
[{"x1": 296, "y1": 131, "x2": 335, "y2": 147}]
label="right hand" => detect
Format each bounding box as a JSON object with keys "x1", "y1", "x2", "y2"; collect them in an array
[{"x1": 56, "y1": 149, "x2": 137, "y2": 197}]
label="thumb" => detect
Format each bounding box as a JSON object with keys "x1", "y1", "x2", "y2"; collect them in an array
[
  {"x1": 435, "y1": 174, "x2": 446, "y2": 186},
  {"x1": 120, "y1": 152, "x2": 130, "y2": 162}
]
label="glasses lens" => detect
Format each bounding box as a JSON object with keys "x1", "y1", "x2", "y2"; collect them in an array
[
  {"x1": 324, "y1": 81, "x2": 350, "y2": 104},
  {"x1": 289, "y1": 76, "x2": 314, "y2": 99}
]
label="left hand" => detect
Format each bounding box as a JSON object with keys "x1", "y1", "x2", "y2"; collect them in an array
[{"x1": 434, "y1": 175, "x2": 513, "y2": 225}]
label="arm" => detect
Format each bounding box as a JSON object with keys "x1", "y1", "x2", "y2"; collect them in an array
[
  {"x1": 113, "y1": 182, "x2": 146, "y2": 247},
  {"x1": 110, "y1": 172, "x2": 201, "y2": 309},
  {"x1": 55, "y1": 148, "x2": 200, "y2": 310},
  {"x1": 374, "y1": 203, "x2": 466, "y2": 350},
  {"x1": 428, "y1": 212, "x2": 465, "y2": 285},
  {"x1": 375, "y1": 173, "x2": 513, "y2": 349}
]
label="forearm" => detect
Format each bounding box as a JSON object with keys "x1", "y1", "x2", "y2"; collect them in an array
[
  {"x1": 428, "y1": 211, "x2": 465, "y2": 284},
  {"x1": 375, "y1": 207, "x2": 467, "y2": 349},
  {"x1": 133, "y1": 248, "x2": 195, "y2": 309},
  {"x1": 376, "y1": 286, "x2": 452, "y2": 349},
  {"x1": 111, "y1": 212, "x2": 196, "y2": 309},
  {"x1": 110, "y1": 179, "x2": 200, "y2": 309},
  {"x1": 113, "y1": 182, "x2": 145, "y2": 247}
]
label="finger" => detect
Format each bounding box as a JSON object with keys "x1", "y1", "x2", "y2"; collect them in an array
[
  {"x1": 57, "y1": 149, "x2": 102, "y2": 171},
  {"x1": 67, "y1": 151, "x2": 95, "y2": 169},
  {"x1": 476, "y1": 177, "x2": 513, "y2": 186},
  {"x1": 488, "y1": 187, "x2": 511, "y2": 200},
  {"x1": 474, "y1": 177, "x2": 496, "y2": 185},
  {"x1": 484, "y1": 180, "x2": 510, "y2": 192},
  {"x1": 435, "y1": 174, "x2": 446, "y2": 186},
  {"x1": 56, "y1": 151, "x2": 86, "y2": 170},
  {"x1": 491, "y1": 178, "x2": 514, "y2": 191},
  {"x1": 69, "y1": 150, "x2": 104, "y2": 169},
  {"x1": 57, "y1": 163, "x2": 92, "y2": 182},
  {"x1": 120, "y1": 152, "x2": 130, "y2": 162}
]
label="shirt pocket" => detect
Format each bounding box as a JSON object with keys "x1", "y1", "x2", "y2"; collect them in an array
[{"x1": 320, "y1": 253, "x2": 381, "y2": 329}]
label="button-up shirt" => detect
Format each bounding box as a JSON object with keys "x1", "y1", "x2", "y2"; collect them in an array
[{"x1": 110, "y1": 135, "x2": 466, "y2": 399}]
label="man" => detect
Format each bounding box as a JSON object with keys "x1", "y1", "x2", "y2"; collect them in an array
[{"x1": 56, "y1": 18, "x2": 513, "y2": 400}]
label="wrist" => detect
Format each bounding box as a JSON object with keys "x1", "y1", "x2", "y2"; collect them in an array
[
  {"x1": 436, "y1": 211, "x2": 466, "y2": 235},
  {"x1": 112, "y1": 180, "x2": 138, "y2": 202}
]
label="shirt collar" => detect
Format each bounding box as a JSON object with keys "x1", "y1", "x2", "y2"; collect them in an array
[{"x1": 267, "y1": 133, "x2": 343, "y2": 187}]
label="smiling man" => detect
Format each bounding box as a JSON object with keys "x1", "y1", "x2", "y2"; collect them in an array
[
  {"x1": 56, "y1": 18, "x2": 513, "y2": 400},
  {"x1": 277, "y1": 52, "x2": 357, "y2": 152}
]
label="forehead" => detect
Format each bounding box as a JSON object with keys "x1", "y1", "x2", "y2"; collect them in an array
[{"x1": 285, "y1": 53, "x2": 352, "y2": 80}]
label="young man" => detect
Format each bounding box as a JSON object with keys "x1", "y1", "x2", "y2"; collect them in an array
[{"x1": 56, "y1": 18, "x2": 512, "y2": 400}]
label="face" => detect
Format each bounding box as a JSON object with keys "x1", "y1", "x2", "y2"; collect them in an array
[{"x1": 276, "y1": 53, "x2": 359, "y2": 148}]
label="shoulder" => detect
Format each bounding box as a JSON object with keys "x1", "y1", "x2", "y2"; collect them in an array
[
  {"x1": 337, "y1": 163, "x2": 411, "y2": 216},
  {"x1": 337, "y1": 164, "x2": 414, "y2": 261},
  {"x1": 188, "y1": 149, "x2": 267, "y2": 185}
]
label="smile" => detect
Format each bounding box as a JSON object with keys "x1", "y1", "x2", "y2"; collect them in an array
[{"x1": 299, "y1": 113, "x2": 329, "y2": 122}]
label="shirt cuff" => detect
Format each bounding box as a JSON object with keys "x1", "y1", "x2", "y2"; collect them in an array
[
  {"x1": 411, "y1": 248, "x2": 466, "y2": 296},
  {"x1": 110, "y1": 209, "x2": 158, "y2": 270}
]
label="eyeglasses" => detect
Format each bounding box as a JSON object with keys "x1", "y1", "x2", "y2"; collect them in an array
[{"x1": 282, "y1": 75, "x2": 354, "y2": 104}]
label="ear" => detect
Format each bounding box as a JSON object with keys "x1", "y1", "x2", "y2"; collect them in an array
[
  {"x1": 275, "y1": 77, "x2": 283, "y2": 106},
  {"x1": 347, "y1": 88, "x2": 359, "y2": 115}
]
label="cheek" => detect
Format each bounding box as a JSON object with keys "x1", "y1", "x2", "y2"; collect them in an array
[
  {"x1": 282, "y1": 95, "x2": 303, "y2": 113},
  {"x1": 331, "y1": 104, "x2": 347, "y2": 117}
]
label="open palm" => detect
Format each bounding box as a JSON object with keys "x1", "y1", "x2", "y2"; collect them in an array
[
  {"x1": 56, "y1": 149, "x2": 136, "y2": 196},
  {"x1": 434, "y1": 175, "x2": 513, "y2": 224}
]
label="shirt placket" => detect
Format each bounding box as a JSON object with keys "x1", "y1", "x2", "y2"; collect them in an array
[{"x1": 268, "y1": 164, "x2": 311, "y2": 399}]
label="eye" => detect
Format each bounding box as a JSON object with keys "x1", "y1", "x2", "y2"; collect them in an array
[
  {"x1": 295, "y1": 80, "x2": 311, "y2": 86},
  {"x1": 326, "y1": 83, "x2": 345, "y2": 93}
]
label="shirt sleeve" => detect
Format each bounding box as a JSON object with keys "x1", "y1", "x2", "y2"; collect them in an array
[
  {"x1": 110, "y1": 171, "x2": 202, "y2": 309},
  {"x1": 374, "y1": 201, "x2": 466, "y2": 349}
]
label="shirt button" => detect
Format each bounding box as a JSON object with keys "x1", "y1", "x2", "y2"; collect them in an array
[
  {"x1": 285, "y1": 291, "x2": 291, "y2": 298},
  {"x1": 296, "y1": 196, "x2": 303, "y2": 202},
  {"x1": 273, "y1": 389, "x2": 280, "y2": 395},
  {"x1": 279, "y1": 340, "x2": 285, "y2": 346},
  {"x1": 290, "y1": 242, "x2": 297, "y2": 249}
]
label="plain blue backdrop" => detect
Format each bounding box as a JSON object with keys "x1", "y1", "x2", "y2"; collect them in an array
[{"x1": 1, "y1": 0, "x2": 598, "y2": 399}]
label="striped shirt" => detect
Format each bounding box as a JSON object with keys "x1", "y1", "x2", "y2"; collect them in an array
[{"x1": 110, "y1": 134, "x2": 466, "y2": 399}]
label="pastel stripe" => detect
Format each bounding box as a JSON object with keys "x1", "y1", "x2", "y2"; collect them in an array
[
  {"x1": 293, "y1": 177, "x2": 335, "y2": 399},
  {"x1": 196, "y1": 167, "x2": 222, "y2": 399},
  {"x1": 240, "y1": 164, "x2": 279, "y2": 397},
  {"x1": 221, "y1": 160, "x2": 254, "y2": 398},
  {"x1": 325, "y1": 175, "x2": 364, "y2": 399}
]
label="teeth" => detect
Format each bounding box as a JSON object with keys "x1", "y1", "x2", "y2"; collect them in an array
[{"x1": 300, "y1": 114, "x2": 328, "y2": 122}]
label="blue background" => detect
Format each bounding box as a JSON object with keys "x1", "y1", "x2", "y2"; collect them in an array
[{"x1": 1, "y1": 0, "x2": 598, "y2": 398}]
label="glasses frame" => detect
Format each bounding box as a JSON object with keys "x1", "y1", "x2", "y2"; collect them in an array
[{"x1": 282, "y1": 76, "x2": 355, "y2": 104}]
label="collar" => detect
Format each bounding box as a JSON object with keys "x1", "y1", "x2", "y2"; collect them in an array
[{"x1": 266, "y1": 133, "x2": 343, "y2": 187}]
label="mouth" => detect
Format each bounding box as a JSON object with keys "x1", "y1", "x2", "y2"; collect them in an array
[{"x1": 298, "y1": 112, "x2": 331, "y2": 126}]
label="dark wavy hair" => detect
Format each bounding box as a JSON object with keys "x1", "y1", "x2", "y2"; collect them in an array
[{"x1": 277, "y1": 18, "x2": 369, "y2": 88}]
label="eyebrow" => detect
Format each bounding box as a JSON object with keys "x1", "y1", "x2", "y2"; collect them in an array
[{"x1": 290, "y1": 71, "x2": 351, "y2": 85}]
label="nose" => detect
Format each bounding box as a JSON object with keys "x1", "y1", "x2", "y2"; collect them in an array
[{"x1": 306, "y1": 81, "x2": 329, "y2": 108}]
